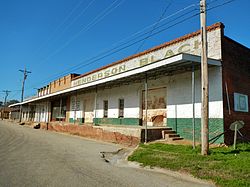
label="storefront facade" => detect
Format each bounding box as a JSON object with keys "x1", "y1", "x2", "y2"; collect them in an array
[{"x1": 10, "y1": 23, "x2": 250, "y2": 145}]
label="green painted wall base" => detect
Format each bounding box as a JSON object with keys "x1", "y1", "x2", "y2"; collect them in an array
[
  {"x1": 93, "y1": 118, "x2": 141, "y2": 126},
  {"x1": 69, "y1": 118, "x2": 84, "y2": 124},
  {"x1": 167, "y1": 118, "x2": 224, "y2": 144}
]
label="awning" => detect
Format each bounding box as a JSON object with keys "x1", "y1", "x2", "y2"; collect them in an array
[{"x1": 9, "y1": 53, "x2": 221, "y2": 107}]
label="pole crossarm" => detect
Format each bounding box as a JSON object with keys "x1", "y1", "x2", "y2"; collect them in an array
[{"x1": 19, "y1": 67, "x2": 31, "y2": 122}]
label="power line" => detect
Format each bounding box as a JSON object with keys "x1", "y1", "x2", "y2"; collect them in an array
[
  {"x1": 40, "y1": 0, "x2": 124, "y2": 63},
  {"x1": 26, "y1": 0, "x2": 236, "y2": 92},
  {"x1": 33, "y1": 0, "x2": 86, "y2": 57},
  {"x1": 32, "y1": 11, "x2": 200, "y2": 89},
  {"x1": 19, "y1": 68, "x2": 31, "y2": 122},
  {"x1": 25, "y1": 3, "x2": 198, "y2": 89},
  {"x1": 63, "y1": 0, "x2": 235, "y2": 76},
  {"x1": 1, "y1": 90, "x2": 11, "y2": 106},
  {"x1": 27, "y1": 7, "x2": 199, "y2": 88},
  {"x1": 8, "y1": 90, "x2": 21, "y2": 101},
  {"x1": 135, "y1": 0, "x2": 173, "y2": 53},
  {"x1": 46, "y1": 0, "x2": 96, "y2": 48},
  {"x1": 207, "y1": 0, "x2": 236, "y2": 10}
]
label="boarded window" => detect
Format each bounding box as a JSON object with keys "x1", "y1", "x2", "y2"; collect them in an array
[
  {"x1": 118, "y1": 99, "x2": 124, "y2": 118},
  {"x1": 103, "y1": 100, "x2": 108, "y2": 118},
  {"x1": 142, "y1": 87, "x2": 166, "y2": 109},
  {"x1": 142, "y1": 87, "x2": 166, "y2": 126}
]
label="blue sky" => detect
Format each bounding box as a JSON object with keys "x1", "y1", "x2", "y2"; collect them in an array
[{"x1": 0, "y1": 0, "x2": 249, "y2": 102}]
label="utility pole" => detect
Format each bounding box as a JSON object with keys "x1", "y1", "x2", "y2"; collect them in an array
[
  {"x1": 19, "y1": 68, "x2": 31, "y2": 122},
  {"x1": 200, "y1": 0, "x2": 209, "y2": 155},
  {"x1": 2, "y1": 90, "x2": 11, "y2": 106},
  {"x1": 1, "y1": 90, "x2": 11, "y2": 120}
]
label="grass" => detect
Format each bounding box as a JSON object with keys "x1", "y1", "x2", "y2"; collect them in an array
[{"x1": 128, "y1": 143, "x2": 250, "y2": 187}]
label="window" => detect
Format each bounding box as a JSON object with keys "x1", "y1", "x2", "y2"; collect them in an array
[
  {"x1": 103, "y1": 100, "x2": 108, "y2": 118},
  {"x1": 118, "y1": 99, "x2": 124, "y2": 118},
  {"x1": 234, "y1": 93, "x2": 249, "y2": 112}
]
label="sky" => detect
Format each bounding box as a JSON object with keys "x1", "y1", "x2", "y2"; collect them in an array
[{"x1": 0, "y1": 0, "x2": 249, "y2": 102}]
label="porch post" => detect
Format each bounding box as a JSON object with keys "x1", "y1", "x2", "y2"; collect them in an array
[
  {"x1": 192, "y1": 63, "x2": 196, "y2": 149},
  {"x1": 59, "y1": 98, "x2": 62, "y2": 123},
  {"x1": 38, "y1": 104, "x2": 41, "y2": 122},
  {"x1": 28, "y1": 104, "x2": 30, "y2": 122},
  {"x1": 94, "y1": 87, "x2": 97, "y2": 125},
  {"x1": 144, "y1": 73, "x2": 148, "y2": 143},
  {"x1": 74, "y1": 92, "x2": 77, "y2": 124}
]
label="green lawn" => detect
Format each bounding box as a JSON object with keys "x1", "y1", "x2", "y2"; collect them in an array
[{"x1": 128, "y1": 143, "x2": 250, "y2": 187}]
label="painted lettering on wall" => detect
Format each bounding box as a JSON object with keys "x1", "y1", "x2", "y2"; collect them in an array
[
  {"x1": 72, "y1": 28, "x2": 221, "y2": 87},
  {"x1": 72, "y1": 64, "x2": 126, "y2": 87}
]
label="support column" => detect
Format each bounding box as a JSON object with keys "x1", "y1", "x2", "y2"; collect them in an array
[
  {"x1": 192, "y1": 64, "x2": 196, "y2": 149},
  {"x1": 28, "y1": 104, "x2": 30, "y2": 122},
  {"x1": 38, "y1": 104, "x2": 41, "y2": 122},
  {"x1": 59, "y1": 98, "x2": 62, "y2": 123},
  {"x1": 74, "y1": 93, "x2": 77, "y2": 124},
  {"x1": 144, "y1": 74, "x2": 148, "y2": 143},
  {"x1": 94, "y1": 87, "x2": 98, "y2": 125}
]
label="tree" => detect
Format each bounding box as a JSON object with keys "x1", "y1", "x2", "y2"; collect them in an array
[{"x1": 6, "y1": 100, "x2": 19, "y2": 106}]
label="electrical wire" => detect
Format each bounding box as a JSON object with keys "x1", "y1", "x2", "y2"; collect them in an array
[
  {"x1": 40, "y1": 0, "x2": 124, "y2": 63},
  {"x1": 207, "y1": 0, "x2": 236, "y2": 11},
  {"x1": 27, "y1": 7, "x2": 199, "y2": 88},
  {"x1": 25, "y1": 3, "x2": 198, "y2": 89},
  {"x1": 33, "y1": 0, "x2": 85, "y2": 57},
  {"x1": 135, "y1": 0, "x2": 173, "y2": 53},
  {"x1": 47, "y1": 0, "x2": 96, "y2": 47},
  {"x1": 61, "y1": 0, "x2": 236, "y2": 77},
  {"x1": 27, "y1": 9, "x2": 199, "y2": 90},
  {"x1": 24, "y1": 0, "x2": 236, "y2": 94}
]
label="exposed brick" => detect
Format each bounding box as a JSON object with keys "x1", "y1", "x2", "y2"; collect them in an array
[
  {"x1": 222, "y1": 36, "x2": 250, "y2": 144},
  {"x1": 40, "y1": 123, "x2": 139, "y2": 147}
]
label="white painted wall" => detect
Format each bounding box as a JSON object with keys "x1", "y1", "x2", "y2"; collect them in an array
[
  {"x1": 77, "y1": 66, "x2": 223, "y2": 121},
  {"x1": 166, "y1": 66, "x2": 223, "y2": 118},
  {"x1": 34, "y1": 102, "x2": 50, "y2": 122},
  {"x1": 69, "y1": 93, "x2": 95, "y2": 123},
  {"x1": 95, "y1": 83, "x2": 142, "y2": 119}
]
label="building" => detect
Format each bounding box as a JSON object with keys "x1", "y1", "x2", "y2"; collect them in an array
[
  {"x1": 0, "y1": 107, "x2": 11, "y2": 119},
  {"x1": 10, "y1": 23, "x2": 250, "y2": 145}
]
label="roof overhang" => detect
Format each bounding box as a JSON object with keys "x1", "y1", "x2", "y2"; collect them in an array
[{"x1": 9, "y1": 53, "x2": 221, "y2": 107}]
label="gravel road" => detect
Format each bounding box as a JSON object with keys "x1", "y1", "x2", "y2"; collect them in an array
[{"x1": 0, "y1": 120, "x2": 214, "y2": 187}]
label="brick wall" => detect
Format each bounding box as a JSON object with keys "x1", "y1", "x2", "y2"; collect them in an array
[
  {"x1": 40, "y1": 123, "x2": 139, "y2": 147},
  {"x1": 50, "y1": 74, "x2": 79, "y2": 94},
  {"x1": 222, "y1": 36, "x2": 250, "y2": 144}
]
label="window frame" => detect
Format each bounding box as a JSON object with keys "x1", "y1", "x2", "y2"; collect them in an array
[
  {"x1": 103, "y1": 100, "x2": 108, "y2": 118},
  {"x1": 118, "y1": 98, "x2": 124, "y2": 118}
]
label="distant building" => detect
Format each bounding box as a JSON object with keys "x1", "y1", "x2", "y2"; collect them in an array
[
  {"x1": 1, "y1": 107, "x2": 19, "y2": 120},
  {"x1": 10, "y1": 23, "x2": 250, "y2": 145}
]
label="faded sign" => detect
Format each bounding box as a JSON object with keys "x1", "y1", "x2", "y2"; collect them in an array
[{"x1": 72, "y1": 28, "x2": 222, "y2": 87}]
